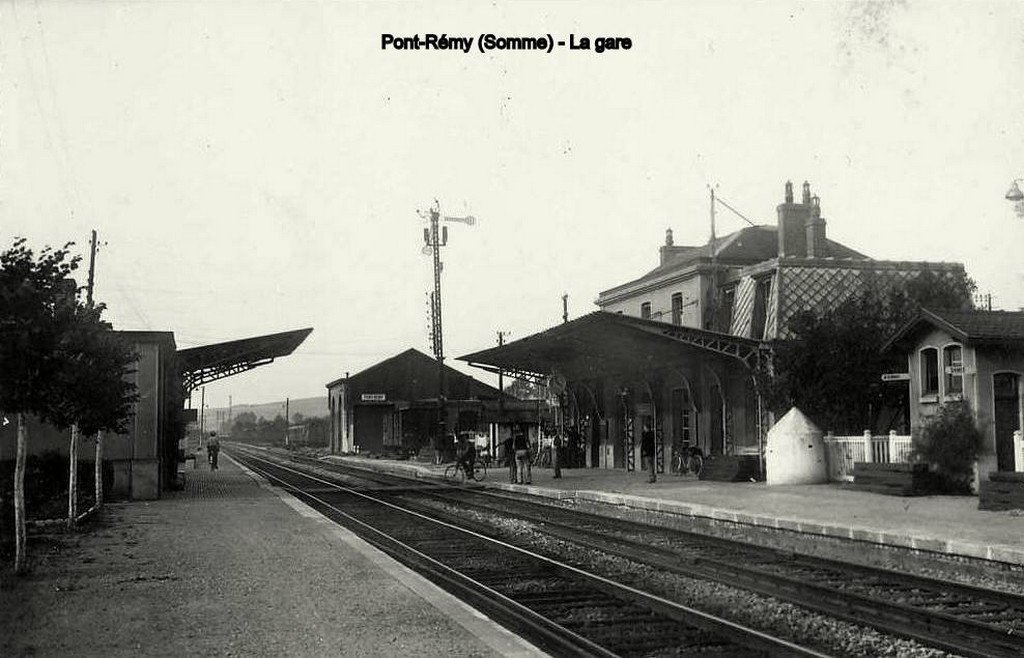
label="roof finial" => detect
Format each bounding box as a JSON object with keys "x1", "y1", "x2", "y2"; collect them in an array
[
  {"x1": 665, "y1": 227, "x2": 674, "y2": 246},
  {"x1": 802, "y1": 181, "x2": 811, "y2": 204},
  {"x1": 784, "y1": 180, "x2": 793, "y2": 204}
]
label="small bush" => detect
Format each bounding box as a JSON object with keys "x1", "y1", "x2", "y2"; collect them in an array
[{"x1": 912, "y1": 400, "x2": 984, "y2": 493}]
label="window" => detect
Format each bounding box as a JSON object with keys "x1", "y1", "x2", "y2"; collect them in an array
[
  {"x1": 920, "y1": 347, "x2": 939, "y2": 397},
  {"x1": 943, "y1": 345, "x2": 963, "y2": 395},
  {"x1": 640, "y1": 302, "x2": 651, "y2": 319},
  {"x1": 719, "y1": 286, "x2": 736, "y2": 333},
  {"x1": 671, "y1": 293, "x2": 683, "y2": 325},
  {"x1": 751, "y1": 277, "x2": 772, "y2": 339}
]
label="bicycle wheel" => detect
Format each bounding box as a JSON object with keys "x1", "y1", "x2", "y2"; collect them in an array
[
  {"x1": 691, "y1": 454, "x2": 704, "y2": 477},
  {"x1": 444, "y1": 463, "x2": 464, "y2": 483},
  {"x1": 471, "y1": 459, "x2": 487, "y2": 482},
  {"x1": 671, "y1": 451, "x2": 684, "y2": 474}
]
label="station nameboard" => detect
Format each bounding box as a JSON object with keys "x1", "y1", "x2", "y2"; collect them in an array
[
  {"x1": 361, "y1": 393, "x2": 386, "y2": 402},
  {"x1": 880, "y1": 373, "x2": 911, "y2": 382}
]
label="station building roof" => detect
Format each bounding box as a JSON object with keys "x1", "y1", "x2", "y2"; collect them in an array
[
  {"x1": 884, "y1": 308, "x2": 1024, "y2": 352},
  {"x1": 458, "y1": 311, "x2": 764, "y2": 382},
  {"x1": 326, "y1": 348, "x2": 504, "y2": 403},
  {"x1": 177, "y1": 327, "x2": 313, "y2": 393}
]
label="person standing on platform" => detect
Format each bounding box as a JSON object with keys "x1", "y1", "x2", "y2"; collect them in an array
[
  {"x1": 513, "y1": 425, "x2": 531, "y2": 485},
  {"x1": 207, "y1": 432, "x2": 221, "y2": 471},
  {"x1": 501, "y1": 430, "x2": 517, "y2": 484},
  {"x1": 552, "y1": 431, "x2": 562, "y2": 479},
  {"x1": 640, "y1": 419, "x2": 656, "y2": 483}
]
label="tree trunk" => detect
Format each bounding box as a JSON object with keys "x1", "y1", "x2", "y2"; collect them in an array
[
  {"x1": 68, "y1": 423, "x2": 79, "y2": 529},
  {"x1": 14, "y1": 412, "x2": 28, "y2": 574},
  {"x1": 94, "y1": 431, "x2": 104, "y2": 510}
]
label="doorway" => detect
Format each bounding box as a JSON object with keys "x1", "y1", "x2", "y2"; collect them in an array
[{"x1": 993, "y1": 372, "x2": 1021, "y2": 472}]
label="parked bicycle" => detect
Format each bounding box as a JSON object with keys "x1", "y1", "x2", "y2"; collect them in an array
[
  {"x1": 672, "y1": 445, "x2": 704, "y2": 477},
  {"x1": 444, "y1": 459, "x2": 488, "y2": 483}
]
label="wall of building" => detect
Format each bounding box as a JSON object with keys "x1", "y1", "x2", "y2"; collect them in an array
[
  {"x1": 598, "y1": 273, "x2": 706, "y2": 328},
  {"x1": 973, "y1": 345, "x2": 1024, "y2": 477}
]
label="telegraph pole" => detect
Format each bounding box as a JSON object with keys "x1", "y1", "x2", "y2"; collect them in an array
[
  {"x1": 284, "y1": 397, "x2": 290, "y2": 446},
  {"x1": 562, "y1": 293, "x2": 568, "y2": 323}
]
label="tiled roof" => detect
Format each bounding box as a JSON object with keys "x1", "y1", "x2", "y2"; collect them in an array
[
  {"x1": 923, "y1": 308, "x2": 1024, "y2": 342},
  {"x1": 601, "y1": 225, "x2": 868, "y2": 298},
  {"x1": 883, "y1": 308, "x2": 1024, "y2": 352}
]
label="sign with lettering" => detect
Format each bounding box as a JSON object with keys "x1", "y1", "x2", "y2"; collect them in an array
[
  {"x1": 361, "y1": 393, "x2": 386, "y2": 402},
  {"x1": 880, "y1": 373, "x2": 911, "y2": 382}
]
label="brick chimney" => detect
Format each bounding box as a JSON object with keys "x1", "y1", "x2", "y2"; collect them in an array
[
  {"x1": 805, "y1": 195, "x2": 827, "y2": 258},
  {"x1": 776, "y1": 180, "x2": 811, "y2": 258},
  {"x1": 659, "y1": 227, "x2": 691, "y2": 266}
]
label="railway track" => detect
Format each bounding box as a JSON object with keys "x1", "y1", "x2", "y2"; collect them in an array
[
  {"x1": 227, "y1": 446, "x2": 826, "y2": 657},
  {"x1": 230, "y1": 445, "x2": 1024, "y2": 657}
]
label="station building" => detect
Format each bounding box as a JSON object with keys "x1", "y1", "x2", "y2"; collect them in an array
[
  {"x1": 884, "y1": 308, "x2": 1024, "y2": 479},
  {"x1": 1, "y1": 327, "x2": 312, "y2": 501},
  {"x1": 326, "y1": 348, "x2": 512, "y2": 458},
  {"x1": 460, "y1": 181, "x2": 968, "y2": 477}
]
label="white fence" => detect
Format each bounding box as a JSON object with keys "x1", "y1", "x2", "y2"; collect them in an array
[{"x1": 823, "y1": 431, "x2": 913, "y2": 483}]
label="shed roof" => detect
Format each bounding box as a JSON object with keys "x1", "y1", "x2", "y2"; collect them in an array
[
  {"x1": 883, "y1": 308, "x2": 1024, "y2": 352},
  {"x1": 326, "y1": 348, "x2": 503, "y2": 401},
  {"x1": 177, "y1": 327, "x2": 312, "y2": 393}
]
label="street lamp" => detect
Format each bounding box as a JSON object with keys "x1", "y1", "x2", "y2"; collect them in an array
[{"x1": 1006, "y1": 179, "x2": 1023, "y2": 202}]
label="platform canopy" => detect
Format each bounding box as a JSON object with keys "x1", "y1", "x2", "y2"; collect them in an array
[
  {"x1": 458, "y1": 311, "x2": 763, "y2": 383},
  {"x1": 177, "y1": 327, "x2": 313, "y2": 393}
]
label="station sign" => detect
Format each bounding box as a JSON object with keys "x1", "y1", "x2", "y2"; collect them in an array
[
  {"x1": 880, "y1": 373, "x2": 911, "y2": 382},
  {"x1": 361, "y1": 393, "x2": 387, "y2": 402}
]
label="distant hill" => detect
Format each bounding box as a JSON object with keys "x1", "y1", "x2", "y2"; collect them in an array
[{"x1": 206, "y1": 396, "x2": 328, "y2": 428}]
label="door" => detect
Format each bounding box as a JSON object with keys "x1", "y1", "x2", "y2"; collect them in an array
[
  {"x1": 354, "y1": 405, "x2": 386, "y2": 454},
  {"x1": 993, "y1": 373, "x2": 1021, "y2": 472}
]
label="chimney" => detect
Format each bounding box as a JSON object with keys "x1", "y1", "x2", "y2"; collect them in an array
[
  {"x1": 776, "y1": 180, "x2": 810, "y2": 258},
  {"x1": 805, "y1": 195, "x2": 827, "y2": 258}
]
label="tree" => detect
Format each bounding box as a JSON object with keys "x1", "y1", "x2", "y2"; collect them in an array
[
  {"x1": 0, "y1": 238, "x2": 136, "y2": 571},
  {"x1": 759, "y1": 270, "x2": 976, "y2": 434},
  {"x1": 0, "y1": 240, "x2": 81, "y2": 573},
  {"x1": 48, "y1": 302, "x2": 137, "y2": 526},
  {"x1": 504, "y1": 378, "x2": 549, "y2": 401},
  {"x1": 912, "y1": 400, "x2": 983, "y2": 493}
]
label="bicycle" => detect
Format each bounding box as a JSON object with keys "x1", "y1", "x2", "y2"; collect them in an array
[
  {"x1": 672, "y1": 446, "x2": 704, "y2": 477},
  {"x1": 444, "y1": 458, "x2": 487, "y2": 483}
]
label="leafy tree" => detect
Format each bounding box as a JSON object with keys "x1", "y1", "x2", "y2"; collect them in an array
[
  {"x1": 48, "y1": 301, "x2": 137, "y2": 526},
  {"x1": 0, "y1": 238, "x2": 136, "y2": 570},
  {"x1": 504, "y1": 378, "x2": 549, "y2": 401},
  {"x1": 759, "y1": 270, "x2": 976, "y2": 434},
  {"x1": 0, "y1": 240, "x2": 81, "y2": 573},
  {"x1": 912, "y1": 400, "x2": 983, "y2": 493}
]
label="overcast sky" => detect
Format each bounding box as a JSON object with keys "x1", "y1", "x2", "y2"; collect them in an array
[{"x1": 3, "y1": 1, "x2": 1023, "y2": 409}]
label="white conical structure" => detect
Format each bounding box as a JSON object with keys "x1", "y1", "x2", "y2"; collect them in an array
[{"x1": 765, "y1": 407, "x2": 828, "y2": 486}]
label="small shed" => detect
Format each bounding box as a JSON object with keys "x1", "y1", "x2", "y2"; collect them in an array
[
  {"x1": 883, "y1": 309, "x2": 1024, "y2": 497},
  {"x1": 765, "y1": 408, "x2": 827, "y2": 485},
  {"x1": 325, "y1": 348, "x2": 506, "y2": 457}
]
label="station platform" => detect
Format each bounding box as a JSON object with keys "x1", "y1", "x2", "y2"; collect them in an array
[
  {"x1": 326, "y1": 454, "x2": 1024, "y2": 569},
  {"x1": 0, "y1": 456, "x2": 542, "y2": 657}
]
